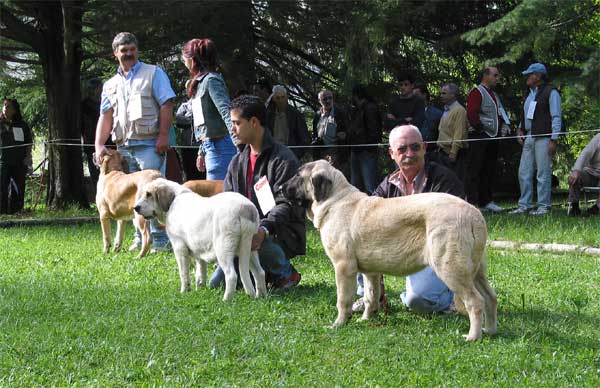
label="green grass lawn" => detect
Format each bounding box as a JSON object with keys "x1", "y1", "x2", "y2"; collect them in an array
[{"x1": 1, "y1": 213, "x2": 599, "y2": 387}]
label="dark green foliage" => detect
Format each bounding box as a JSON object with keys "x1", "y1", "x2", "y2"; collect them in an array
[{"x1": 1, "y1": 0, "x2": 599, "y2": 205}]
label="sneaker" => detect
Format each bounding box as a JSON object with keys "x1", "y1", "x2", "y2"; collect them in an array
[
  {"x1": 586, "y1": 204, "x2": 599, "y2": 216},
  {"x1": 509, "y1": 207, "x2": 530, "y2": 214},
  {"x1": 481, "y1": 201, "x2": 504, "y2": 213},
  {"x1": 150, "y1": 241, "x2": 172, "y2": 254},
  {"x1": 351, "y1": 296, "x2": 386, "y2": 314},
  {"x1": 567, "y1": 202, "x2": 581, "y2": 216},
  {"x1": 529, "y1": 207, "x2": 550, "y2": 216},
  {"x1": 274, "y1": 272, "x2": 301, "y2": 291},
  {"x1": 352, "y1": 298, "x2": 366, "y2": 313},
  {"x1": 128, "y1": 241, "x2": 141, "y2": 252},
  {"x1": 442, "y1": 302, "x2": 458, "y2": 315}
]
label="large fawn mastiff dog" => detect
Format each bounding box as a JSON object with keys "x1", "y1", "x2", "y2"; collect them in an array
[
  {"x1": 281, "y1": 160, "x2": 497, "y2": 341},
  {"x1": 96, "y1": 150, "x2": 161, "y2": 258},
  {"x1": 182, "y1": 179, "x2": 224, "y2": 197},
  {"x1": 134, "y1": 178, "x2": 266, "y2": 301}
]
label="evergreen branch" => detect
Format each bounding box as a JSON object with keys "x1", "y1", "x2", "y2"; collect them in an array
[{"x1": 0, "y1": 3, "x2": 43, "y2": 52}]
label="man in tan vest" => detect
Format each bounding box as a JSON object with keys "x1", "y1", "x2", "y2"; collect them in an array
[
  {"x1": 465, "y1": 67, "x2": 511, "y2": 213},
  {"x1": 94, "y1": 32, "x2": 175, "y2": 252}
]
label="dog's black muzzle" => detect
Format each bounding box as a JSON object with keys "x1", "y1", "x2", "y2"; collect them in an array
[{"x1": 280, "y1": 175, "x2": 310, "y2": 209}]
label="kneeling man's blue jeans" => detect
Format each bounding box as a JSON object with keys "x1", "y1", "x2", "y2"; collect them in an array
[
  {"x1": 357, "y1": 266, "x2": 453, "y2": 313},
  {"x1": 209, "y1": 236, "x2": 294, "y2": 288},
  {"x1": 400, "y1": 267, "x2": 453, "y2": 313}
]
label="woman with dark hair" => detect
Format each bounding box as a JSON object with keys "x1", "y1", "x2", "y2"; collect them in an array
[
  {"x1": 181, "y1": 38, "x2": 237, "y2": 180},
  {"x1": 0, "y1": 98, "x2": 33, "y2": 213}
]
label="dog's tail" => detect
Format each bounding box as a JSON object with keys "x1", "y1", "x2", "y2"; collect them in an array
[
  {"x1": 237, "y1": 203, "x2": 261, "y2": 297},
  {"x1": 468, "y1": 208, "x2": 497, "y2": 334}
]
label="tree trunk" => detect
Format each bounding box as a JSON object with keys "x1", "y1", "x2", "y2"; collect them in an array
[{"x1": 42, "y1": 1, "x2": 89, "y2": 209}]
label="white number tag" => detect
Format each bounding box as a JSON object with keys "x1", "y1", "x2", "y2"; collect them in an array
[
  {"x1": 192, "y1": 97, "x2": 205, "y2": 128},
  {"x1": 499, "y1": 107, "x2": 510, "y2": 125},
  {"x1": 253, "y1": 176, "x2": 276, "y2": 215},
  {"x1": 12, "y1": 127, "x2": 24, "y2": 142},
  {"x1": 526, "y1": 101, "x2": 537, "y2": 120}
]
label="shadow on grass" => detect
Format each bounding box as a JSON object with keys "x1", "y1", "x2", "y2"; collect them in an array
[{"x1": 492, "y1": 306, "x2": 600, "y2": 347}]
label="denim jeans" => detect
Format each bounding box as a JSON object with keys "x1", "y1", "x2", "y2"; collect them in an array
[
  {"x1": 357, "y1": 267, "x2": 453, "y2": 313},
  {"x1": 208, "y1": 236, "x2": 295, "y2": 288},
  {"x1": 117, "y1": 139, "x2": 169, "y2": 247},
  {"x1": 400, "y1": 266, "x2": 454, "y2": 313},
  {"x1": 203, "y1": 136, "x2": 237, "y2": 180},
  {"x1": 350, "y1": 150, "x2": 378, "y2": 194},
  {"x1": 517, "y1": 136, "x2": 552, "y2": 210}
]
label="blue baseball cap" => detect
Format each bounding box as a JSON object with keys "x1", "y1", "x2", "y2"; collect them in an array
[{"x1": 522, "y1": 63, "x2": 547, "y2": 75}]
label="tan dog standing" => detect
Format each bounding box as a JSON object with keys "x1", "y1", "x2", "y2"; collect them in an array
[
  {"x1": 96, "y1": 150, "x2": 161, "y2": 258},
  {"x1": 282, "y1": 160, "x2": 497, "y2": 341},
  {"x1": 182, "y1": 180, "x2": 224, "y2": 197}
]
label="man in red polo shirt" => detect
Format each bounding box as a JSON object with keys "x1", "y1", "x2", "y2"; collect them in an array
[{"x1": 465, "y1": 66, "x2": 511, "y2": 213}]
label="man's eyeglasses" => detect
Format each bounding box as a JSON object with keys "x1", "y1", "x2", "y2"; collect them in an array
[
  {"x1": 320, "y1": 96, "x2": 332, "y2": 102},
  {"x1": 395, "y1": 143, "x2": 422, "y2": 154}
]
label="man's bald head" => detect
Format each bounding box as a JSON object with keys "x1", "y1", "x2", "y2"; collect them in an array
[{"x1": 389, "y1": 125, "x2": 422, "y2": 147}]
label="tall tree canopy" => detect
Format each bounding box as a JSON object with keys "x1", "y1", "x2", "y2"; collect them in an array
[{"x1": 1, "y1": 0, "x2": 598, "y2": 208}]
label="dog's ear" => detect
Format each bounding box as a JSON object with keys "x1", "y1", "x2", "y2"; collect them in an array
[
  {"x1": 120, "y1": 155, "x2": 129, "y2": 174},
  {"x1": 155, "y1": 184, "x2": 176, "y2": 213},
  {"x1": 100, "y1": 152, "x2": 113, "y2": 175},
  {"x1": 311, "y1": 173, "x2": 332, "y2": 202}
]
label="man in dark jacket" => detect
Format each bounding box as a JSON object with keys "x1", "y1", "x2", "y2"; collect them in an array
[
  {"x1": 348, "y1": 84, "x2": 382, "y2": 194},
  {"x1": 353, "y1": 125, "x2": 464, "y2": 314},
  {"x1": 209, "y1": 94, "x2": 305, "y2": 290},
  {"x1": 413, "y1": 82, "x2": 442, "y2": 153},
  {"x1": 265, "y1": 85, "x2": 310, "y2": 159},
  {"x1": 384, "y1": 73, "x2": 425, "y2": 132}
]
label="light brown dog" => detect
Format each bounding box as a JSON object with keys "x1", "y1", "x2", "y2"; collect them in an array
[
  {"x1": 96, "y1": 150, "x2": 162, "y2": 258},
  {"x1": 182, "y1": 180, "x2": 224, "y2": 197},
  {"x1": 281, "y1": 160, "x2": 497, "y2": 341}
]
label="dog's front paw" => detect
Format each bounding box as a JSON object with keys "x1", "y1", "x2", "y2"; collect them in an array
[
  {"x1": 102, "y1": 244, "x2": 111, "y2": 254},
  {"x1": 113, "y1": 243, "x2": 122, "y2": 252},
  {"x1": 180, "y1": 283, "x2": 191, "y2": 293},
  {"x1": 463, "y1": 333, "x2": 483, "y2": 342},
  {"x1": 330, "y1": 318, "x2": 347, "y2": 329}
]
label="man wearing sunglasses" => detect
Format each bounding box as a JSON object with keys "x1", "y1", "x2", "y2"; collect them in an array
[{"x1": 353, "y1": 124, "x2": 465, "y2": 315}]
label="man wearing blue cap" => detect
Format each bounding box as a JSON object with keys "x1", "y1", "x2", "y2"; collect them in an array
[{"x1": 510, "y1": 63, "x2": 562, "y2": 216}]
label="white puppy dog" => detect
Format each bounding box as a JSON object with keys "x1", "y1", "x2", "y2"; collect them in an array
[{"x1": 134, "y1": 178, "x2": 266, "y2": 301}]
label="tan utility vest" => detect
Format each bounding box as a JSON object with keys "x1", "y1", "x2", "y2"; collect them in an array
[
  {"x1": 476, "y1": 84, "x2": 502, "y2": 138},
  {"x1": 104, "y1": 63, "x2": 160, "y2": 144}
]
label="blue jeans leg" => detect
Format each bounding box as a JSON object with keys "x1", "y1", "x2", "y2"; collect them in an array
[
  {"x1": 117, "y1": 142, "x2": 169, "y2": 246},
  {"x1": 534, "y1": 137, "x2": 552, "y2": 209},
  {"x1": 204, "y1": 136, "x2": 237, "y2": 180},
  {"x1": 356, "y1": 272, "x2": 364, "y2": 296},
  {"x1": 400, "y1": 266, "x2": 453, "y2": 313},
  {"x1": 517, "y1": 136, "x2": 535, "y2": 209},
  {"x1": 258, "y1": 237, "x2": 294, "y2": 282},
  {"x1": 350, "y1": 150, "x2": 378, "y2": 194}
]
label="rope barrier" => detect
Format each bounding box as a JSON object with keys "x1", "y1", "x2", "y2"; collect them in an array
[{"x1": 1, "y1": 128, "x2": 599, "y2": 151}]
